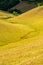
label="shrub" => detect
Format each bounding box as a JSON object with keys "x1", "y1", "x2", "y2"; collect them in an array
[{"x1": 13, "y1": 11, "x2": 19, "y2": 16}]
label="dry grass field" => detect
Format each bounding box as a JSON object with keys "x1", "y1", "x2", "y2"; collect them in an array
[{"x1": 0, "y1": 6, "x2": 43, "y2": 65}]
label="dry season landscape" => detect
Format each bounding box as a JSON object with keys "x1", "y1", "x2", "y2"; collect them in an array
[{"x1": 0, "y1": 6, "x2": 43, "y2": 65}]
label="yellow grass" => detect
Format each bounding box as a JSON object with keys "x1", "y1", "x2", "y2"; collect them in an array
[
  {"x1": 0, "y1": 10, "x2": 14, "y2": 19},
  {"x1": 0, "y1": 6, "x2": 43, "y2": 65}
]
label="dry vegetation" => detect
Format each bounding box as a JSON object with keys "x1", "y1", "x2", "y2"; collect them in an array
[{"x1": 0, "y1": 6, "x2": 43, "y2": 65}]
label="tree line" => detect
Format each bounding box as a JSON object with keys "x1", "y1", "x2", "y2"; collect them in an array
[
  {"x1": 0, "y1": 0, "x2": 43, "y2": 11},
  {"x1": 0, "y1": 0, "x2": 20, "y2": 10}
]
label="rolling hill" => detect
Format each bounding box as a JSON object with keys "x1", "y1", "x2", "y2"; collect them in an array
[
  {"x1": 0, "y1": 10, "x2": 14, "y2": 20},
  {"x1": 0, "y1": 6, "x2": 43, "y2": 65}
]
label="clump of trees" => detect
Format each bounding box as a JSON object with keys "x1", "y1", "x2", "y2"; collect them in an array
[
  {"x1": 0, "y1": 0, "x2": 20, "y2": 10},
  {"x1": 26, "y1": 0, "x2": 43, "y2": 6},
  {"x1": 0, "y1": 0, "x2": 43, "y2": 11},
  {"x1": 23, "y1": 0, "x2": 43, "y2": 4},
  {"x1": 24, "y1": 0, "x2": 43, "y2": 2}
]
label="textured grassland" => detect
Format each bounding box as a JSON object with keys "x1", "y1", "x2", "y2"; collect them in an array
[
  {"x1": 0, "y1": 6, "x2": 43, "y2": 65},
  {"x1": 0, "y1": 10, "x2": 14, "y2": 19},
  {"x1": 0, "y1": 20, "x2": 34, "y2": 46}
]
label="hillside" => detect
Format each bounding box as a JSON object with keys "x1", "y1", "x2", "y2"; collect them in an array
[
  {"x1": 0, "y1": 10, "x2": 14, "y2": 20},
  {"x1": 0, "y1": 6, "x2": 43, "y2": 65},
  {"x1": 8, "y1": 1, "x2": 36, "y2": 13},
  {"x1": 8, "y1": 6, "x2": 43, "y2": 31}
]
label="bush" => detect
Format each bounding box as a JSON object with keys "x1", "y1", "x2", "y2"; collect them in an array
[{"x1": 13, "y1": 11, "x2": 19, "y2": 16}]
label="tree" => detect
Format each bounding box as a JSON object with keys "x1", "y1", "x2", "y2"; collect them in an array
[{"x1": 0, "y1": 0, "x2": 20, "y2": 10}]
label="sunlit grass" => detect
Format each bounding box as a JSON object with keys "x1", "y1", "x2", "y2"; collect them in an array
[{"x1": 0, "y1": 6, "x2": 43, "y2": 65}]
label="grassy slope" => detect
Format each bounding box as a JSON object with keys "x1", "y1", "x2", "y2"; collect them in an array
[
  {"x1": 0, "y1": 20, "x2": 34, "y2": 46},
  {"x1": 8, "y1": 6, "x2": 43, "y2": 30},
  {"x1": 0, "y1": 6, "x2": 43, "y2": 65},
  {"x1": 0, "y1": 10, "x2": 14, "y2": 19}
]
